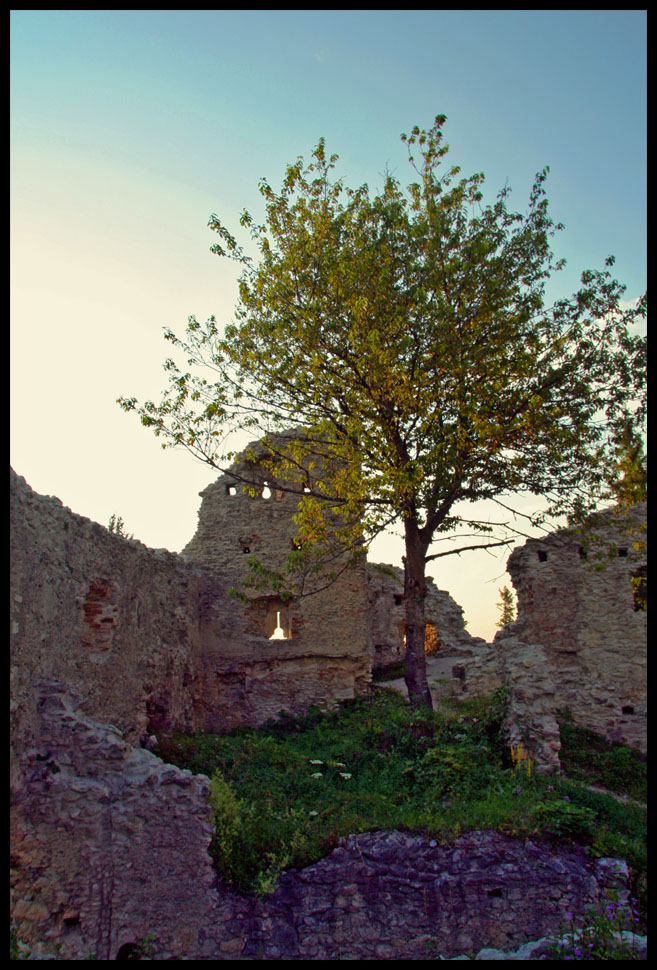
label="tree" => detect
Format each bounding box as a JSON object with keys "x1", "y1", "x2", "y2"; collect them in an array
[
  {"x1": 496, "y1": 586, "x2": 516, "y2": 630},
  {"x1": 119, "y1": 115, "x2": 646, "y2": 710}
]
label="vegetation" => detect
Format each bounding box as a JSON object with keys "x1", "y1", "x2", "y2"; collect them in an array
[
  {"x1": 557, "y1": 710, "x2": 647, "y2": 801},
  {"x1": 107, "y1": 513, "x2": 133, "y2": 539},
  {"x1": 155, "y1": 687, "x2": 647, "y2": 934},
  {"x1": 547, "y1": 889, "x2": 644, "y2": 960},
  {"x1": 496, "y1": 585, "x2": 516, "y2": 629},
  {"x1": 120, "y1": 114, "x2": 646, "y2": 710}
]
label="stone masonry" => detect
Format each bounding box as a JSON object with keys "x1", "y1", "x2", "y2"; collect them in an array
[
  {"x1": 10, "y1": 452, "x2": 647, "y2": 959},
  {"x1": 11, "y1": 685, "x2": 631, "y2": 961},
  {"x1": 503, "y1": 503, "x2": 647, "y2": 753},
  {"x1": 180, "y1": 431, "x2": 372, "y2": 704},
  {"x1": 366, "y1": 562, "x2": 485, "y2": 672}
]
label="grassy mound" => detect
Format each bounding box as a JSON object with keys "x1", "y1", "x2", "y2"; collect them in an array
[{"x1": 154, "y1": 687, "x2": 646, "y2": 926}]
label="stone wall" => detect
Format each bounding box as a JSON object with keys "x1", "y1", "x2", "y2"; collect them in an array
[
  {"x1": 366, "y1": 562, "x2": 484, "y2": 671},
  {"x1": 180, "y1": 434, "x2": 372, "y2": 698},
  {"x1": 10, "y1": 463, "x2": 372, "y2": 759},
  {"x1": 11, "y1": 685, "x2": 630, "y2": 961},
  {"x1": 504, "y1": 503, "x2": 647, "y2": 752},
  {"x1": 10, "y1": 461, "x2": 647, "y2": 958}
]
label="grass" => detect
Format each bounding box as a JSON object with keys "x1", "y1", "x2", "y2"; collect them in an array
[
  {"x1": 557, "y1": 709, "x2": 647, "y2": 802},
  {"x1": 154, "y1": 686, "x2": 647, "y2": 931}
]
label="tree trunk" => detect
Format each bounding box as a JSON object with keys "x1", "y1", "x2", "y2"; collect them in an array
[{"x1": 403, "y1": 519, "x2": 433, "y2": 709}]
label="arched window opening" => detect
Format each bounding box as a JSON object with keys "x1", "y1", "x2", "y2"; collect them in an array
[
  {"x1": 262, "y1": 482, "x2": 272, "y2": 499},
  {"x1": 116, "y1": 942, "x2": 144, "y2": 960}
]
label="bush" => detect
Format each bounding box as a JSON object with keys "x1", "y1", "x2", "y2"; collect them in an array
[{"x1": 534, "y1": 800, "x2": 597, "y2": 842}]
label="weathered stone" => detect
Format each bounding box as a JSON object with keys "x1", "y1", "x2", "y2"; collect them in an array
[
  {"x1": 503, "y1": 503, "x2": 647, "y2": 754},
  {"x1": 366, "y1": 561, "x2": 486, "y2": 672},
  {"x1": 9, "y1": 458, "x2": 647, "y2": 959}
]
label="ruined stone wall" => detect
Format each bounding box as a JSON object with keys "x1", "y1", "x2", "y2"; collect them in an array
[
  {"x1": 10, "y1": 467, "x2": 233, "y2": 758},
  {"x1": 11, "y1": 685, "x2": 630, "y2": 961},
  {"x1": 10, "y1": 466, "x2": 646, "y2": 958},
  {"x1": 505, "y1": 503, "x2": 647, "y2": 752},
  {"x1": 10, "y1": 462, "x2": 372, "y2": 757},
  {"x1": 181, "y1": 437, "x2": 372, "y2": 697},
  {"x1": 367, "y1": 562, "x2": 486, "y2": 672}
]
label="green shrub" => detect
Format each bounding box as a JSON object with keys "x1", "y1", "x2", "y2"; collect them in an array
[{"x1": 534, "y1": 800, "x2": 597, "y2": 842}]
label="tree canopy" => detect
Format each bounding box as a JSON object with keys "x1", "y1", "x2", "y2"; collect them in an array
[{"x1": 120, "y1": 114, "x2": 646, "y2": 707}]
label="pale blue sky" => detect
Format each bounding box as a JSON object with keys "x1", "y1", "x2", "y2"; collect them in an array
[{"x1": 10, "y1": 10, "x2": 646, "y2": 640}]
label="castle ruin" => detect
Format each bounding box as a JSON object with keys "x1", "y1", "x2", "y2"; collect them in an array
[{"x1": 9, "y1": 436, "x2": 646, "y2": 959}]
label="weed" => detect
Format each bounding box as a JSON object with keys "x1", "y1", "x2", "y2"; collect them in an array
[{"x1": 547, "y1": 889, "x2": 644, "y2": 960}]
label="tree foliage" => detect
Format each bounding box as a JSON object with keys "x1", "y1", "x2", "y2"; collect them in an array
[{"x1": 119, "y1": 115, "x2": 646, "y2": 707}]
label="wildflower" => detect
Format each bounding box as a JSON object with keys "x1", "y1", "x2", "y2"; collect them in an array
[
  {"x1": 309, "y1": 759, "x2": 323, "y2": 765},
  {"x1": 563, "y1": 795, "x2": 570, "y2": 802},
  {"x1": 515, "y1": 785, "x2": 523, "y2": 796},
  {"x1": 308, "y1": 810, "x2": 319, "y2": 817},
  {"x1": 310, "y1": 772, "x2": 323, "y2": 779},
  {"x1": 339, "y1": 772, "x2": 352, "y2": 779}
]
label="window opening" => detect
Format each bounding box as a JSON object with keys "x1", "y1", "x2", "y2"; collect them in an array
[
  {"x1": 621, "y1": 705, "x2": 635, "y2": 715},
  {"x1": 269, "y1": 611, "x2": 287, "y2": 640},
  {"x1": 537, "y1": 551, "x2": 548, "y2": 562},
  {"x1": 225, "y1": 484, "x2": 237, "y2": 496},
  {"x1": 578, "y1": 546, "x2": 587, "y2": 560},
  {"x1": 116, "y1": 942, "x2": 144, "y2": 960},
  {"x1": 618, "y1": 547, "x2": 628, "y2": 558},
  {"x1": 262, "y1": 482, "x2": 272, "y2": 499},
  {"x1": 261, "y1": 599, "x2": 292, "y2": 639}
]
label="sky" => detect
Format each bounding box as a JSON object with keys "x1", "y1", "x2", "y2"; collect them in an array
[{"x1": 10, "y1": 10, "x2": 646, "y2": 642}]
